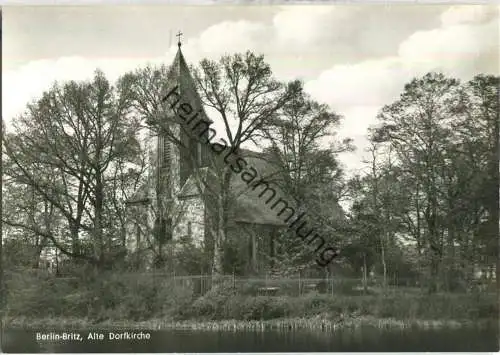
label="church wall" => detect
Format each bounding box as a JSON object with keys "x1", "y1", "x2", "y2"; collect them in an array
[
  {"x1": 125, "y1": 203, "x2": 156, "y2": 269},
  {"x1": 125, "y1": 205, "x2": 145, "y2": 252},
  {"x1": 175, "y1": 196, "x2": 206, "y2": 247}
]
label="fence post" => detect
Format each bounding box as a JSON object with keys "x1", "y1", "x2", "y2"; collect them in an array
[
  {"x1": 326, "y1": 270, "x2": 329, "y2": 295},
  {"x1": 298, "y1": 272, "x2": 301, "y2": 296},
  {"x1": 326, "y1": 270, "x2": 330, "y2": 296},
  {"x1": 232, "y1": 270, "x2": 235, "y2": 289}
]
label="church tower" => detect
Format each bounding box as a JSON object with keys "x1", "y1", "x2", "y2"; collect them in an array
[{"x1": 151, "y1": 34, "x2": 212, "y2": 243}]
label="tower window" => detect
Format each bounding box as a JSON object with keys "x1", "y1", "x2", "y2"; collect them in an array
[{"x1": 163, "y1": 138, "x2": 171, "y2": 167}]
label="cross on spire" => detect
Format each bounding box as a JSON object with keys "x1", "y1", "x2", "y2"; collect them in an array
[{"x1": 176, "y1": 31, "x2": 183, "y2": 48}]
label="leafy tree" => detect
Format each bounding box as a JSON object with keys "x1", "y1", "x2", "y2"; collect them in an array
[
  {"x1": 258, "y1": 82, "x2": 350, "y2": 273},
  {"x1": 370, "y1": 72, "x2": 498, "y2": 292},
  {"x1": 3, "y1": 70, "x2": 141, "y2": 269}
]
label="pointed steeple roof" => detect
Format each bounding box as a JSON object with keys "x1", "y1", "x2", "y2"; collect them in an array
[{"x1": 162, "y1": 46, "x2": 213, "y2": 129}]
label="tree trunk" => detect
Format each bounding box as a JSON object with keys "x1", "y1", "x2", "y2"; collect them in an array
[
  {"x1": 212, "y1": 193, "x2": 225, "y2": 277},
  {"x1": 95, "y1": 173, "x2": 104, "y2": 267},
  {"x1": 251, "y1": 233, "x2": 258, "y2": 274},
  {"x1": 381, "y1": 239, "x2": 387, "y2": 289},
  {"x1": 69, "y1": 222, "x2": 80, "y2": 255},
  {"x1": 428, "y1": 249, "x2": 441, "y2": 294},
  {"x1": 415, "y1": 183, "x2": 423, "y2": 290},
  {"x1": 362, "y1": 254, "x2": 368, "y2": 294},
  {"x1": 31, "y1": 243, "x2": 44, "y2": 269}
]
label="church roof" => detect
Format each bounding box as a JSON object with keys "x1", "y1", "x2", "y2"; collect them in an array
[
  {"x1": 163, "y1": 47, "x2": 213, "y2": 131},
  {"x1": 178, "y1": 148, "x2": 291, "y2": 226},
  {"x1": 227, "y1": 149, "x2": 289, "y2": 226}
]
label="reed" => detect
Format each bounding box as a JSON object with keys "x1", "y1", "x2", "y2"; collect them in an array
[
  {"x1": 4, "y1": 315, "x2": 491, "y2": 332},
  {"x1": 119, "y1": 316, "x2": 488, "y2": 332}
]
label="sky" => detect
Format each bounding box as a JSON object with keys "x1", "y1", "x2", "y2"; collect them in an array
[{"x1": 3, "y1": 4, "x2": 499, "y2": 176}]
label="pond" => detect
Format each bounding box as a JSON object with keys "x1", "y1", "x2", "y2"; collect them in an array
[{"x1": 2, "y1": 324, "x2": 498, "y2": 353}]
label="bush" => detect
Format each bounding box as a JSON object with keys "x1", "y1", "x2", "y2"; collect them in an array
[
  {"x1": 182, "y1": 279, "x2": 236, "y2": 319},
  {"x1": 5, "y1": 272, "x2": 82, "y2": 318},
  {"x1": 91, "y1": 273, "x2": 194, "y2": 320},
  {"x1": 6, "y1": 271, "x2": 497, "y2": 323},
  {"x1": 5, "y1": 271, "x2": 194, "y2": 321},
  {"x1": 232, "y1": 296, "x2": 287, "y2": 320}
]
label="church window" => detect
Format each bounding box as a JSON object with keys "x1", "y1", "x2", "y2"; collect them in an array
[
  {"x1": 197, "y1": 142, "x2": 202, "y2": 166},
  {"x1": 163, "y1": 138, "x2": 171, "y2": 167}
]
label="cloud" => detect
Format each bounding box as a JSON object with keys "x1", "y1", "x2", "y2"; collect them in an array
[
  {"x1": 3, "y1": 56, "x2": 165, "y2": 128},
  {"x1": 304, "y1": 5, "x2": 499, "y2": 173},
  {"x1": 305, "y1": 57, "x2": 404, "y2": 111},
  {"x1": 306, "y1": 6, "x2": 499, "y2": 109},
  {"x1": 440, "y1": 5, "x2": 498, "y2": 27},
  {"x1": 272, "y1": 6, "x2": 335, "y2": 46},
  {"x1": 3, "y1": 15, "x2": 277, "y2": 134},
  {"x1": 182, "y1": 20, "x2": 268, "y2": 59},
  {"x1": 399, "y1": 16, "x2": 499, "y2": 78},
  {"x1": 3, "y1": 5, "x2": 497, "y2": 174},
  {"x1": 0, "y1": 5, "x2": 363, "y2": 127}
]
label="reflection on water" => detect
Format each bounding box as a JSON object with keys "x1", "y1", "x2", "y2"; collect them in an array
[{"x1": 2, "y1": 324, "x2": 498, "y2": 353}]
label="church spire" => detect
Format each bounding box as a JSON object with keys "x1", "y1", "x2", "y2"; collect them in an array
[
  {"x1": 159, "y1": 31, "x2": 212, "y2": 188},
  {"x1": 164, "y1": 36, "x2": 213, "y2": 127}
]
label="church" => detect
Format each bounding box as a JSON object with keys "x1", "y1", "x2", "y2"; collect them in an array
[{"x1": 125, "y1": 41, "x2": 293, "y2": 274}]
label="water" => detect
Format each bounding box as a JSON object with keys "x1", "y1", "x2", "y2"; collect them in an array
[{"x1": 2, "y1": 325, "x2": 498, "y2": 353}]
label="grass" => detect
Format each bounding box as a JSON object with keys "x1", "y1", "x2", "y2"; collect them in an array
[{"x1": 3, "y1": 272, "x2": 497, "y2": 331}]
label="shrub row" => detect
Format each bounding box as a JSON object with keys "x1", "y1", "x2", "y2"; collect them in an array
[
  {"x1": 179, "y1": 287, "x2": 497, "y2": 321},
  {"x1": 5, "y1": 273, "x2": 497, "y2": 322},
  {"x1": 4, "y1": 272, "x2": 193, "y2": 321}
]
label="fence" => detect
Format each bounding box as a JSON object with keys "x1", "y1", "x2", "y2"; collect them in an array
[
  {"x1": 5, "y1": 269, "x2": 492, "y2": 299},
  {"x1": 128, "y1": 273, "x2": 422, "y2": 297}
]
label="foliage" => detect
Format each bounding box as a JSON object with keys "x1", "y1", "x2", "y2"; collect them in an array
[
  {"x1": 257, "y1": 82, "x2": 350, "y2": 273},
  {"x1": 173, "y1": 236, "x2": 212, "y2": 275},
  {"x1": 183, "y1": 290, "x2": 497, "y2": 321},
  {"x1": 3, "y1": 70, "x2": 145, "y2": 268},
  {"x1": 346, "y1": 72, "x2": 498, "y2": 293},
  {"x1": 4, "y1": 271, "x2": 193, "y2": 321}
]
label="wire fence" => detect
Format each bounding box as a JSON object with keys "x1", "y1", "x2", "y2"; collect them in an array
[
  {"x1": 130, "y1": 273, "x2": 424, "y2": 297},
  {"x1": 6, "y1": 269, "x2": 493, "y2": 298},
  {"x1": 138, "y1": 273, "x2": 494, "y2": 296}
]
